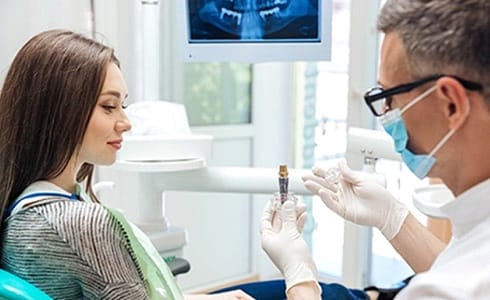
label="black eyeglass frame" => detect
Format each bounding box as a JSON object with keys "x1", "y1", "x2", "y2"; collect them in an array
[{"x1": 364, "y1": 74, "x2": 483, "y2": 116}]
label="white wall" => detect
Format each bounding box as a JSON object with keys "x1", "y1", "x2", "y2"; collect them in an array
[
  {"x1": 0, "y1": 0, "x2": 92, "y2": 84},
  {"x1": 342, "y1": 0, "x2": 380, "y2": 288}
]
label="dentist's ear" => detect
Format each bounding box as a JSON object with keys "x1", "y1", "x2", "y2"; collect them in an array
[{"x1": 437, "y1": 76, "x2": 471, "y2": 130}]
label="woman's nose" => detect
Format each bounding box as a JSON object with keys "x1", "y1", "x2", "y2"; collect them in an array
[{"x1": 117, "y1": 112, "x2": 132, "y2": 133}]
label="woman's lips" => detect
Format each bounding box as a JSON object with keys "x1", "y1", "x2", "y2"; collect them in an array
[{"x1": 108, "y1": 140, "x2": 122, "y2": 150}]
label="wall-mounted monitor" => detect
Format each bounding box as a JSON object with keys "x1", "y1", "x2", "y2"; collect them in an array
[{"x1": 175, "y1": 0, "x2": 332, "y2": 63}]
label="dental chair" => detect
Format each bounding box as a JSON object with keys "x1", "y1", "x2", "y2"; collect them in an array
[
  {"x1": 165, "y1": 256, "x2": 191, "y2": 277},
  {"x1": 0, "y1": 269, "x2": 52, "y2": 300}
]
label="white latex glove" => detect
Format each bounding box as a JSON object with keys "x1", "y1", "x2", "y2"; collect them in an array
[
  {"x1": 302, "y1": 161, "x2": 409, "y2": 240},
  {"x1": 269, "y1": 193, "x2": 308, "y2": 234},
  {"x1": 260, "y1": 198, "x2": 321, "y2": 294}
]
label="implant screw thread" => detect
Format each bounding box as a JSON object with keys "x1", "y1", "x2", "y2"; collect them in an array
[{"x1": 278, "y1": 165, "x2": 289, "y2": 203}]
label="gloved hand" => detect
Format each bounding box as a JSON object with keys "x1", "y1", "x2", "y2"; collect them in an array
[
  {"x1": 302, "y1": 161, "x2": 409, "y2": 240},
  {"x1": 269, "y1": 193, "x2": 308, "y2": 233},
  {"x1": 260, "y1": 197, "x2": 321, "y2": 294}
]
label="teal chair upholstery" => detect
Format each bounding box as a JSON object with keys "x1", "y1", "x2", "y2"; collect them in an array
[
  {"x1": 0, "y1": 269, "x2": 52, "y2": 300},
  {"x1": 0, "y1": 258, "x2": 189, "y2": 299}
]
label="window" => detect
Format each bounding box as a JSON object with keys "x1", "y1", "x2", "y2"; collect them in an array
[
  {"x1": 183, "y1": 63, "x2": 252, "y2": 126},
  {"x1": 370, "y1": 160, "x2": 424, "y2": 286},
  {"x1": 310, "y1": 0, "x2": 426, "y2": 286},
  {"x1": 310, "y1": 0, "x2": 350, "y2": 280}
]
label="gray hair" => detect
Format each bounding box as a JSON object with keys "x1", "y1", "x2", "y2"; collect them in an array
[{"x1": 377, "y1": 0, "x2": 489, "y2": 103}]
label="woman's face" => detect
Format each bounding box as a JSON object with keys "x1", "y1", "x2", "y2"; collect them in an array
[{"x1": 78, "y1": 62, "x2": 131, "y2": 166}]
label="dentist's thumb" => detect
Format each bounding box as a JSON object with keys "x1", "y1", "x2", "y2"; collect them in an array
[{"x1": 280, "y1": 200, "x2": 299, "y2": 232}]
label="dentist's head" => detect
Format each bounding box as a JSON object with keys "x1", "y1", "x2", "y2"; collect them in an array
[{"x1": 365, "y1": 0, "x2": 489, "y2": 196}]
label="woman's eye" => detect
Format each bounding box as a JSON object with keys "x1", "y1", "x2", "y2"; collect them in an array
[{"x1": 102, "y1": 105, "x2": 116, "y2": 112}]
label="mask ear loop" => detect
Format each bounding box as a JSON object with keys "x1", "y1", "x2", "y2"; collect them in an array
[
  {"x1": 400, "y1": 85, "x2": 438, "y2": 115},
  {"x1": 428, "y1": 128, "x2": 456, "y2": 157},
  {"x1": 428, "y1": 97, "x2": 471, "y2": 157}
]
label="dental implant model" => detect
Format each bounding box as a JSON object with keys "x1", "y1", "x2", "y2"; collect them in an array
[{"x1": 278, "y1": 164, "x2": 289, "y2": 204}]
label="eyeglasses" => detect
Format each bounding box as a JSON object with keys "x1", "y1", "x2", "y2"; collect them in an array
[{"x1": 364, "y1": 74, "x2": 483, "y2": 116}]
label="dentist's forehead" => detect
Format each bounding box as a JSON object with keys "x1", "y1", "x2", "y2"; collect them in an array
[{"x1": 379, "y1": 32, "x2": 412, "y2": 86}]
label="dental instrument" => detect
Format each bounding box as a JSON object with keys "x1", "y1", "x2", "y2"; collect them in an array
[{"x1": 278, "y1": 165, "x2": 289, "y2": 203}]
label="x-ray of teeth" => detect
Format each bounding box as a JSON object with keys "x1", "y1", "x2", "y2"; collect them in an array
[{"x1": 188, "y1": 0, "x2": 319, "y2": 41}]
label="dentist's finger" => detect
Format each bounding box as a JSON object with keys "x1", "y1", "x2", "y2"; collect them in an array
[
  {"x1": 297, "y1": 211, "x2": 307, "y2": 233},
  {"x1": 280, "y1": 200, "x2": 300, "y2": 233},
  {"x1": 318, "y1": 188, "x2": 345, "y2": 218},
  {"x1": 304, "y1": 179, "x2": 330, "y2": 195},
  {"x1": 260, "y1": 199, "x2": 275, "y2": 233},
  {"x1": 302, "y1": 174, "x2": 338, "y2": 192}
]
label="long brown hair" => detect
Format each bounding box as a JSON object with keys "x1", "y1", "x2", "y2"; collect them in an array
[{"x1": 0, "y1": 29, "x2": 119, "y2": 225}]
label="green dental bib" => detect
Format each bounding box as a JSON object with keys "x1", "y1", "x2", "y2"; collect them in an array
[
  {"x1": 106, "y1": 207, "x2": 184, "y2": 300},
  {"x1": 9, "y1": 182, "x2": 183, "y2": 300}
]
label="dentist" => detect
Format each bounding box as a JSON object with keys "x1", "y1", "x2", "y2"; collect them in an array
[{"x1": 261, "y1": 0, "x2": 490, "y2": 299}]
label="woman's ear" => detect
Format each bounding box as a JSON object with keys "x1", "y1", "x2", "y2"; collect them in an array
[{"x1": 436, "y1": 77, "x2": 471, "y2": 130}]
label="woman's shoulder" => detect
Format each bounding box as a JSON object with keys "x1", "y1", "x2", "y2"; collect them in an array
[
  {"x1": 6, "y1": 201, "x2": 120, "y2": 239},
  {"x1": 2, "y1": 202, "x2": 147, "y2": 298},
  {"x1": 4, "y1": 201, "x2": 130, "y2": 262},
  {"x1": 18, "y1": 200, "x2": 108, "y2": 219}
]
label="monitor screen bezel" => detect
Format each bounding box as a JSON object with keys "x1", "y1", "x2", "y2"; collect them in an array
[{"x1": 175, "y1": 0, "x2": 332, "y2": 62}]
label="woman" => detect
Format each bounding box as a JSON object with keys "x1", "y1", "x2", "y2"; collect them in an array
[{"x1": 0, "y1": 29, "x2": 252, "y2": 300}]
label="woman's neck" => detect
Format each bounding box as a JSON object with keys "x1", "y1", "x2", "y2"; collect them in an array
[
  {"x1": 49, "y1": 161, "x2": 80, "y2": 193},
  {"x1": 48, "y1": 178, "x2": 76, "y2": 194}
]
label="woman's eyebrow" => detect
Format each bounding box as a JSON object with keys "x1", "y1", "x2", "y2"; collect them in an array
[{"x1": 100, "y1": 90, "x2": 129, "y2": 99}]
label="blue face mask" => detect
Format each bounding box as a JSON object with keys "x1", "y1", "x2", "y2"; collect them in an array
[{"x1": 380, "y1": 86, "x2": 456, "y2": 179}]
